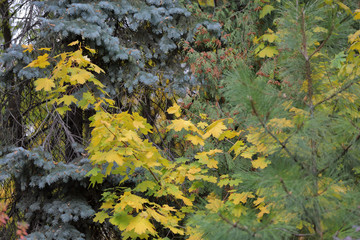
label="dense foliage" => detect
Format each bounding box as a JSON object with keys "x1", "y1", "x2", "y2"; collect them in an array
[{"x1": 1, "y1": 0, "x2": 360, "y2": 239}]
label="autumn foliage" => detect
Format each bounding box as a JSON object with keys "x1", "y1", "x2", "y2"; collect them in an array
[{"x1": 2, "y1": 0, "x2": 360, "y2": 239}]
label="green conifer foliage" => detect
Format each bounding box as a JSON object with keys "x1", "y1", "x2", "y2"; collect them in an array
[
  {"x1": 34, "y1": 0, "x2": 194, "y2": 94},
  {"x1": 194, "y1": 1, "x2": 360, "y2": 239}
]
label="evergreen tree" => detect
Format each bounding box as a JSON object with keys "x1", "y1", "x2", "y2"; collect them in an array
[{"x1": 190, "y1": 1, "x2": 360, "y2": 239}]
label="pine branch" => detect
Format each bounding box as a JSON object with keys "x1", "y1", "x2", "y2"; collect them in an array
[
  {"x1": 279, "y1": 178, "x2": 292, "y2": 196},
  {"x1": 313, "y1": 79, "x2": 358, "y2": 109},
  {"x1": 217, "y1": 213, "x2": 251, "y2": 234},
  {"x1": 309, "y1": 24, "x2": 334, "y2": 60},
  {"x1": 300, "y1": 8, "x2": 314, "y2": 116},
  {"x1": 250, "y1": 99, "x2": 303, "y2": 169},
  {"x1": 318, "y1": 131, "x2": 360, "y2": 175}
]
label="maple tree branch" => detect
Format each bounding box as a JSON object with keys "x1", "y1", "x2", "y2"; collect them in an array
[{"x1": 101, "y1": 122, "x2": 185, "y2": 208}]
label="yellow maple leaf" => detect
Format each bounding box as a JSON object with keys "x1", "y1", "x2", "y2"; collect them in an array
[
  {"x1": 203, "y1": 158, "x2": 218, "y2": 168},
  {"x1": 187, "y1": 226, "x2": 204, "y2": 240},
  {"x1": 133, "y1": 120, "x2": 145, "y2": 129},
  {"x1": 117, "y1": 192, "x2": 149, "y2": 211},
  {"x1": 354, "y1": 9, "x2": 360, "y2": 20},
  {"x1": 206, "y1": 198, "x2": 223, "y2": 212},
  {"x1": 257, "y1": 46, "x2": 279, "y2": 58},
  {"x1": 34, "y1": 78, "x2": 55, "y2": 91},
  {"x1": 198, "y1": 0, "x2": 214, "y2": 7},
  {"x1": 199, "y1": 113, "x2": 207, "y2": 119},
  {"x1": 167, "y1": 119, "x2": 196, "y2": 132},
  {"x1": 241, "y1": 146, "x2": 257, "y2": 159},
  {"x1": 126, "y1": 216, "x2": 157, "y2": 235},
  {"x1": 252, "y1": 157, "x2": 270, "y2": 169},
  {"x1": 267, "y1": 118, "x2": 294, "y2": 129},
  {"x1": 90, "y1": 63, "x2": 105, "y2": 74},
  {"x1": 161, "y1": 204, "x2": 177, "y2": 212},
  {"x1": 70, "y1": 68, "x2": 93, "y2": 84},
  {"x1": 229, "y1": 192, "x2": 255, "y2": 205},
  {"x1": 197, "y1": 122, "x2": 208, "y2": 129},
  {"x1": 100, "y1": 201, "x2": 113, "y2": 209},
  {"x1": 201, "y1": 175, "x2": 217, "y2": 183},
  {"x1": 22, "y1": 44, "x2": 33, "y2": 53},
  {"x1": 218, "y1": 130, "x2": 239, "y2": 140},
  {"x1": 195, "y1": 149, "x2": 222, "y2": 162},
  {"x1": 146, "y1": 208, "x2": 168, "y2": 225},
  {"x1": 104, "y1": 151, "x2": 124, "y2": 166},
  {"x1": 167, "y1": 103, "x2": 181, "y2": 117},
  {"x1": 58, "y1": 95, "x2": 78, "y2": 106},
  {"x1": 313, "y1": 26, "x2": 328, "y2": 33},
  {"x1": 168, "y1": 226, "x2": 185, "y2": 235},
  {"x1": 349, "y1": 30, "x2": 360, "y2": 43},
  {"x1": 229, "y1": 140, "x2": 245, "y2": 158},
  {"x1": 336, "y1": 1, "x2": 352, "y2": 15},
  {"x1": 253, "y1": 197, "x2": 265, "y2": 207},
  {"x1": 27, "y1": 54, "x2": 50, "y2": 68},
  {"x1": 39, "y1": 47, "x2": 51, "y2": 51},
  {"x1": 262, "y1": 33, "x2": 278, "y2": 43},
  {"x1": 68, "y1": 40, "x2": 79, "y2": 46},
  {"x1": 185, "y1": 134, "x2": 205, "y2": 146},
  {"x1": 85, "y1": 46, "x2": 96, "y2": 54},
  {"x1": 257, "y1": 204, "x2": 270, "y2": 219},
  {"x1": 203, "y1": 120, "x2": 227, "y2": 139},
  {"x1": 232, "y1": 204, "x2": 246, "y2": 217}
]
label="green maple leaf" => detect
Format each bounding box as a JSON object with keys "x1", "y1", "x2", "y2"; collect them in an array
[
  {"x1": 134, "y1": 180, "x2": 157, "y2": 192},
  {"x1": 93, "y1": 211, "x2": 109, "y2": 223},
  {"x1": 260, "y1": 5, "x2": 275, "y2": 19},
  {"x1": 78, "y1": 92, "x2": 96, "y2": 109},
  {"x1": 109, "y1": 213, "x2": 132, "y2": 231}
]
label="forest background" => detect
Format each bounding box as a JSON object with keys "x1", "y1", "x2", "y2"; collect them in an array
[{"x1": 1, "y1": 0, "x2": 360, "y2": 239}]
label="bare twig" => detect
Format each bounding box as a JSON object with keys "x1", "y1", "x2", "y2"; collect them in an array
[{"x1": 55, "y1": 112, "x2": 81, "y2": 158}]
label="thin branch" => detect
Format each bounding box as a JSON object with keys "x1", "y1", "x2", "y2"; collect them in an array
[
  {"x1": 318, "y1": 131, "x2": 360, "y2": 174},
  {"x1": 55, "y1": 112, "x2": 81, "y2": 158},
  {"x1": 250, "y1": 99, "x2": 302, "y2": 168},
  {"x1": 313, "y1": 80, "x2": 357, "y2": 109},
  {"x1": 300, "y1": 8, "x2": 314, "y2": 116},
  {"x1": 309, "y1": 24, "x2": 334, "y2": 60},
  {"x1": 218, "y1": 213, "x2": 251, "y2": 234},
  {"x1": 280, "y1": 178, "x2": 292, "y2": 196}
]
